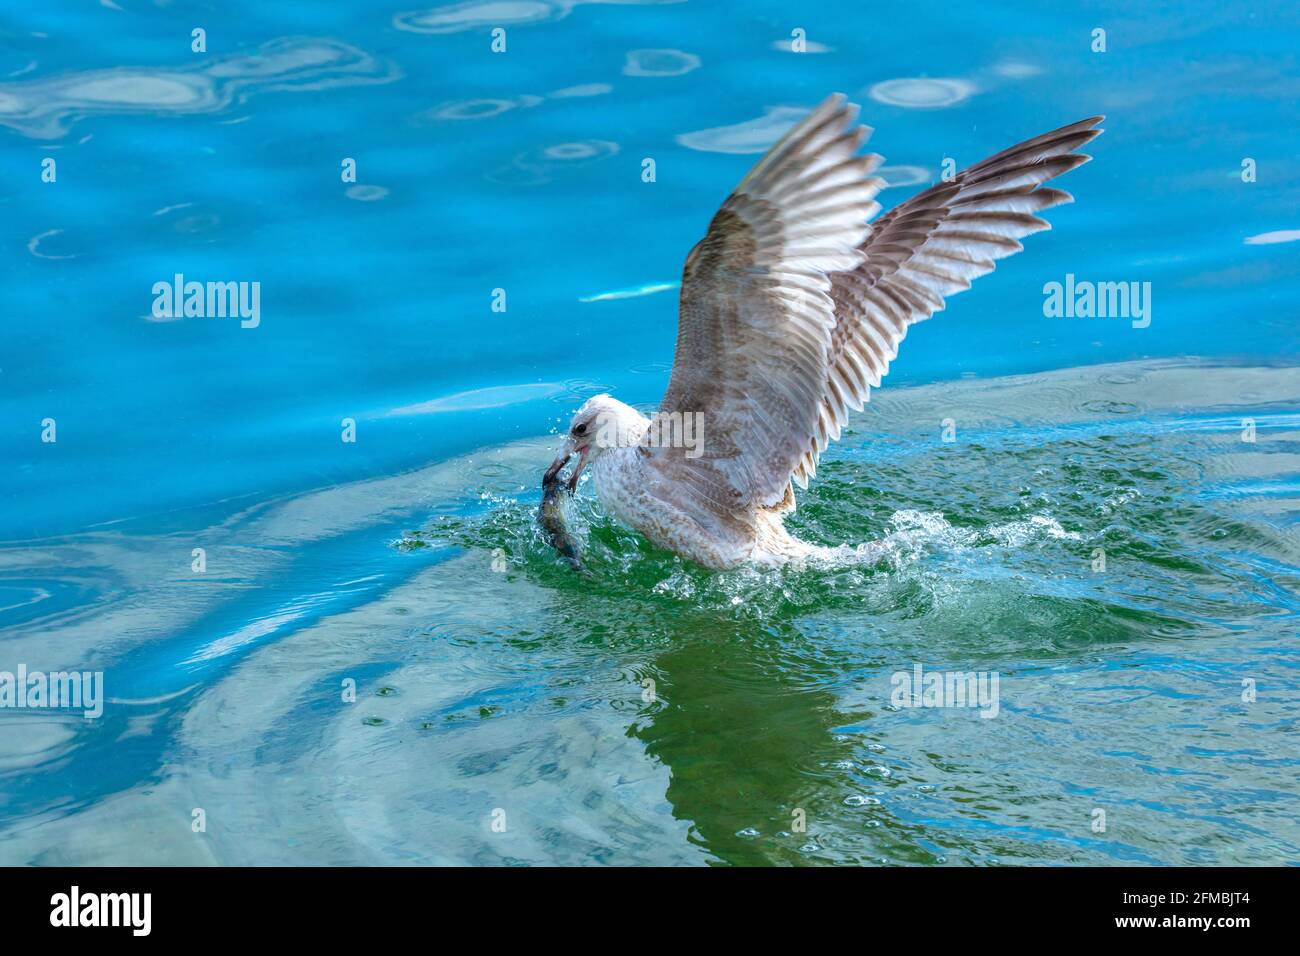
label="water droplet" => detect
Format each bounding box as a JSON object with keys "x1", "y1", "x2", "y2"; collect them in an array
[{"x1": 844, "y1": 794, "x2": 881, "y2": 807}]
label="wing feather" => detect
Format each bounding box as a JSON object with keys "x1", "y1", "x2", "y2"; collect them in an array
[
  {"x1": 652, "y1": 100, "x2": 1102, "y2": 521},
  {"x1": 791, "y1": 114, "x2": 1104, "y2": 489},
  {"x1": 651, "y1": 94, "x2": 884, "y2": 515}
]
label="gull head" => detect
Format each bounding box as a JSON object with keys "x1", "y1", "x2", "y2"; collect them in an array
[{"x1": 549, "y1": 394, "x2": 648, "y2": 492}]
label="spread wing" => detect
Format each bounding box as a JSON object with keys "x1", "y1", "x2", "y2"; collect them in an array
[
  {"x1": 791, "y1": 114, "x2": 1104, "y2": 487},
  {"x1": 651, "y1": 96, "x2": 1102, "y2": 521},
  {"x1": 650, "y1": 94, "x2": 885, "y2": 517}
]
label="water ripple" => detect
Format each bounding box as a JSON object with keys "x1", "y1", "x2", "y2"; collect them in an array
[
  {"x1": 0, "y1": 37, "x2": 400, "y2": 139},
  {"x1": 676, "y1": 105, "x2": 810, "y2": 154},
  {"x1": 1245, "y1": 230, "x2": 1300, "y2": 245},
  {"x1": 26, "y1": 228, "x2": 75, "y2": 260},
  {"x1": 420, "y1": 83, "x2": 609, "y2": 124},
  {"x1": 394, "y1": 0, "x2": 682, "y2": 34},
  {"x1": 345, "y1": 184, "x2": 390, "y2": 202},
  {"x1": 622, "y1": 48, "x2": 700, "y2": 77},
  {"x1": 487, "y1": 138, "x2": 619, "y2": 184},
  {"x1": 867, "y1": 77, "x2": 977, "y2": 109}
]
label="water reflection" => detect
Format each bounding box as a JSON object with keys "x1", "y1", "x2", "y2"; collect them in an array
[{"x1": 631, "y1": 610, "x2": 861, "y2": 864}]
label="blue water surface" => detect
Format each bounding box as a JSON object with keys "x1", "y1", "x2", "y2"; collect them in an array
[{"x1": 0, "y1": 1, "x2": 1297, "y2": 866}]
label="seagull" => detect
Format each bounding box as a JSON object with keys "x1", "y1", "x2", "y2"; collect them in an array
[{"x1": 548, "y1": 94, "x2": 1102, "y2": 570}]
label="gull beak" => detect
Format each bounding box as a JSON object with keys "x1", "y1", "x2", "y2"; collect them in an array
[
  {"x1": 544, "y1": 449, "x2": 571, "y2": 485},
  {"x1": 546, "y1": 437, "x2": 590, "y2": 494},
  {"x1": 566, "y1": 445, "x2": 590, "y2": 493}
]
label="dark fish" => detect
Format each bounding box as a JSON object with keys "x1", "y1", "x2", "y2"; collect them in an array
[{"x1": 540, "y1": 452, "x2": 584, "y2": 571}]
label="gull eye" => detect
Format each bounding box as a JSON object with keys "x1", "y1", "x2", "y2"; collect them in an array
[{"x1": 573, "y1": 422, "x2": 588, "y2": 437}]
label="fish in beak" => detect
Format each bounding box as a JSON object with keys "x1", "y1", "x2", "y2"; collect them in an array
[
  {"x1": 543, "y1": 449, "x2": 571, "y2": 485},
  {"x1": 547, "y1": 439, "x2": 590, "y2": 494},
  {"x1": 540, "y1": 445, "x2": 587, "y2": 572},
  {"x1": 566, "y1": 443, "x2": 590, "y2": 493}
]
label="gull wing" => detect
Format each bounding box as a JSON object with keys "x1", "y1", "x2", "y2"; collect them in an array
[
  {"x1": 791, "y1": 115, "x2": 1104, "y2": 488},
  {"x1": 650, "y1": 94, "x2": 884, "y2": 516},
  {"x1": 651, "y1": 99, "x2": 1101, "y2": 521}
]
